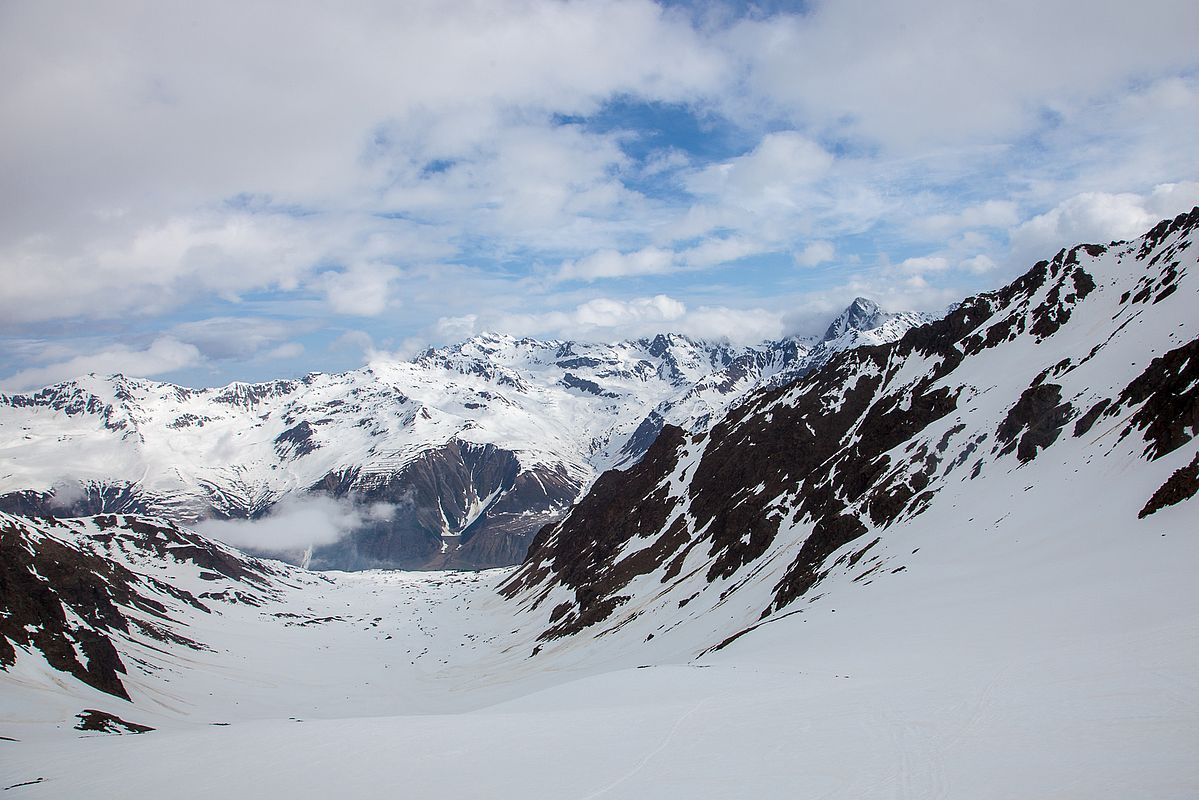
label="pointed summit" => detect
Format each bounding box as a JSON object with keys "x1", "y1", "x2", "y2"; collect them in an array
[{"x1": 820, "y1": 297, "x2": 887, "y2": 342}]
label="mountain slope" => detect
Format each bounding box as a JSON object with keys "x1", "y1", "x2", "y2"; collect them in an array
[
  {"x1": 0, "y1": 308, "x2": 928, "y2": 569},
  {"x1": 502, "y1": 208, "x2": 1199, "y2": 643}
]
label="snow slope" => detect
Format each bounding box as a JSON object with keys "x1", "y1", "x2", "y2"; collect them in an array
[{"x1": 1, "y1": 465, "x2": 1196, "y2": 797}]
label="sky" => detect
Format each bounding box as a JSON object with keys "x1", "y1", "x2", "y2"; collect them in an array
[{"x1": 2, "y1": 0, "x2": 1198, "y2": 391}]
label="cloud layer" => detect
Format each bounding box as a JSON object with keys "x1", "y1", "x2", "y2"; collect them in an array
[
  {"x1": 2, "y1": 1, "x2": 1197, "y2": 389},
  {"x1": 195, "y1": 495, "x2": 395, "y2": 556}
]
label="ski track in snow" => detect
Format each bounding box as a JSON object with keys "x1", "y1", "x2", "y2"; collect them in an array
[{"x1": 573, "y1": 699, "x2": 709, "y2": 800}]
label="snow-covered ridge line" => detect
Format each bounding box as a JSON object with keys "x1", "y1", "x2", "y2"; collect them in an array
[{"x1": 0, "y1": 306, "x2": 931, "y2": 570}]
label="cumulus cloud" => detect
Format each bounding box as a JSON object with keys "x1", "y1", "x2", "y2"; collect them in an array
[
  {"x1": 195, "y1": 494, "x2": 396, "y2": 556},
  {"x1": 686, "y1": 131, "x2": 833, "y2": 198},
  {"x1": 1008, "y1": 183, "x2": 1199, "y2": 267},
  {"x1": 960, "y1": 254, "x2": 998, "y2": 274},
  {"x1": 795, "y1": 240, "x2": 835, "y2": 267},
  {"x1": 318, "y1": 263, "x2": 403, "y2": 316},
  {"x1": 916, "y1": 201, "x2": 1020, "y2": 238},
  {"x1": 433, "y1": 315, "x2": 480, "y2": 342},
  {"x1": 554, "y1": 236, "x2": 765, "y2": 282},
  {"x1": 557, "y1": 247, "x2": 675, "y2": 282},
  {"x1": 486, "y1": 294, "x2": 782, "y2": 344},
  {"x1": 47, "y1": 481, "x2": 89, "y2": 511},
  {"x1": 0, "y1": 210, "x2": 329, "y2": 326},
  {"x1": 576, "y1": 295, "x2": 686, "y2": 328},
  {"x1": 668, "y1": 131, "x2": 842, "y2": 244},
  {"x1": 0, "y1": 1, "x2": 726, "y2": 331},
  {"x1": 265, "y1": 342, "x2": 305, "y2": 360},
  {"x1": 1, "y1": 337, "x2": 203, "y2": 392},
  {"x1": 898, "y1": 256, "x2": 950, "y2": 275},
  {"x1": 732, "y1": 1, "x2": 1199, "y2": 152}
]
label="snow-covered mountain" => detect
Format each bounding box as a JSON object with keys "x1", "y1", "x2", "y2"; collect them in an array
[
  {"x1": 1, "y1": 210, "x2": 1198, "y2": 798},
  {"x1": 0, "y1": 306, "x2": 930, "y2": 570},
  {"x1": 502, "y1": 207, "x2": 1199, "y2": 644}
]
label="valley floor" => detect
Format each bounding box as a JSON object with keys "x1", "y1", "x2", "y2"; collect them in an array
[{"x1": 4, "y1": 495, "x2": 1197, "y2": 799}]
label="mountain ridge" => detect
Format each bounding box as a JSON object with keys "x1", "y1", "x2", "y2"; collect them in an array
[
  {"x1": 0, "y1": 301, "x2": 931, "y2": 569},
  {"x1": 501, "y1": 207, "x2": 1199, "y2": 642}
]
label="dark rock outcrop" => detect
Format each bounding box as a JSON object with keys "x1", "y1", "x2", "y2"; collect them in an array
[{"x1": 311, "y1": 439, "x2": 580, "y2": 570}]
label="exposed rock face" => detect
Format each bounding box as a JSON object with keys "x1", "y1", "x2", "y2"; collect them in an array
[
  {"x1": 504, "y1": 208, "x2": 1199, "y2": 641},
  {"x1": 820, "y1": 297, "x2": 888, "y2": 341},
  {"x1": 1140, "y1": 452, "x2": 1199, "y2": 518},
  {"x1": 308, "y1": 439, "x2": 577, "y2": 570},
  {"x1": 0, "y1": 512, "x2": 303, "y2": 700},
  {"x1": 75, "y1": 709, "x2": 154, "y2": 734},
  {"x1": 0, "y1": 516, "x2": 140, "y2": 699}
]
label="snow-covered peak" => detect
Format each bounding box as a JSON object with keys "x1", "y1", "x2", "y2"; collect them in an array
[
  {"x1": 0, "y1": 301, "x2": 929, "y2": 570},
  {"x1": 820, "y1": 297, "x2": 889, "y2": 342}
]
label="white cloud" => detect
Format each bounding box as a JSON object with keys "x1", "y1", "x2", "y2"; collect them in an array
[
  {"x1": 318, "y1": 263, "x2": 402, "y2": 316},
  {"x1": 433, "y1": 315, "x2": 479, "y2": 342},
  {"x1": 486, "y1": 294, "x2": 781, "y2": 345},
  {"x1": 795, "y1": 240, "x2": 835, "y2": 267},
  {"x1": 732, "y1": 1, "x2": 1199, "y2": 152},
  {"x1": 195, "y1": 494, "x2": 396, "y2": 555},
  {"x1": 555, "y1": 236, "x2": 767, "y2": 282},
  {"x1": 265, "y1": 342, "x2": 305, "y2": 360},
  {"x1": 0, "y1": 1, "x2": 729, "y2": 326},
  {"x1": 686, "y1": 131, "x2": 833, "y2": 198},
  {"x1": 671, "y1": 305, "x2": 784, "y2": 343},
  {"x1": 0, "y1": 211, "x2": 329, "y2": 325},
  {"x1": 898, "y1": 256, "x2": 950, "y2": 275},
  {"x1": 680, "y1": 236, "x2": 765, "y2": 268},
  {"x1": 1008, "y1": 184, "x2": 1199, "y2": 266},
  {"x1": 641, "y1": 148, "x2": 690, "y2": 177},
  {"x1": 1144, "y1": 182, "x2": 1199, "y2": 218},
  {"x1": 1, "y1": 337, "x2": 203, "y2": 392},
  {"x1": 365, "y1": 338, "x2": 431, "y2": 365},
  {"x1": 1, "y1": 2, "x2": 1197, "y2": 388},
  {"x1": 916, "y1": 201, "x2": 1020, "y2": 238},
  {"x1": 960, "y1": 255, "x2": 997, "y2": 274},
  {"x1": 575, "y1": 295, "x2": 686, "y2": 328},
  {"x1": 557, "y1": 247, "x2": 675, "y2": 282},
  {"x1": 170, "y1": 317, "x2": 306, "y2": 361},
  {"x1": 676, "y1": 132, "x2": 836, "y2": 241}
]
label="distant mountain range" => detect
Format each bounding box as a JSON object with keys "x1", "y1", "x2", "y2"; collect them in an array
[{"x1": 0, "y1": 300, "x2": 932, "y2": 569}]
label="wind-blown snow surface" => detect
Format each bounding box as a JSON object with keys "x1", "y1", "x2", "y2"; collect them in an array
[
  {"x1": 0, "y1": 309, "x2": 927, "y2": 570},
  {"x1": 3, "y1": 211, "x2": 1199, "y2": 797}
]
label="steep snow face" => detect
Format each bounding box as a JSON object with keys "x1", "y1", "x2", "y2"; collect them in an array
[
  {"x1": 504, "y1": 208, "x2": 1199, "y2": 645},
  {"x1": 0, "y1": 311, "x2": 925, "y2": 569}
]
